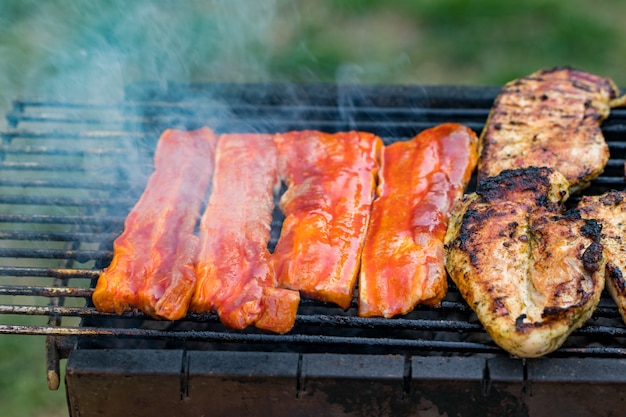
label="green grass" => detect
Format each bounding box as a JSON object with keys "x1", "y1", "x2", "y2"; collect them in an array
[
  {"x1": 0, "y1": 325, "x2": 68, "y2": 417},
  {"x1": 2, "y1": 1, "x2": 626, "y2": 416}
]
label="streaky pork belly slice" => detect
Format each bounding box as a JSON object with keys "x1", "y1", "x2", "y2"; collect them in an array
[
  {"x1": 191, "y1": 133, "x2": 299, "y2": 333},
  {"x1": 358, "y1": 123, "x2": 478, "y2": 318},
  {"x1": 272, "y1": 130, "x2": 382, "y2": 309},
  {"x1": 92, "y1": 127, "x2": 218, "y2": 320}
]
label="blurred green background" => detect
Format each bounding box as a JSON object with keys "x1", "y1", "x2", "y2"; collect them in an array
[{"x1": 1, "y1": 0, "x2": 626, "y2": 416}]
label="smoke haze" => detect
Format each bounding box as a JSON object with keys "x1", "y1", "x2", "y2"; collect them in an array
[
  {"x1": 2, "y1": 0, "x2": 624, "y2": 128},
  {"x1": 0, "y1": 0, "x2": 288, "y2": 126}
]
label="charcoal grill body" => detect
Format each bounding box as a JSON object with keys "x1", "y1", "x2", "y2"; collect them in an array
[
  {"x1": 64, "y1": 349, "x2": 626, "y2": 417},
  {"x1": 2, "y1": 82, "x2": 626, "y2": 417}
]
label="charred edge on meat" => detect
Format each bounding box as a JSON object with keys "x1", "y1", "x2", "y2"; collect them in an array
[
  {"x1": 607, "y1": 262, "x2": 626, "y2": 294},
  {"x1": 476, "y1": 167, "x2": 559, "y2": 203},
  {"x1": 579, "y1": 217, "x2": 603, "y2": 241},
  {"x1": 456, "y1": 207, "x2": 499, "y2": 266},
  {"x1": 598, "y1": 190, "x2": 625, "y2": 206},
  {"x1": 514, "y1": 285, "x2": 596, "y2": 334},
  {"x1": 581, "y1": 241, "x2": 603, "y2": 273},
  {"x1": 528, "y1": 66, "x2": 620, "y2": 100}
]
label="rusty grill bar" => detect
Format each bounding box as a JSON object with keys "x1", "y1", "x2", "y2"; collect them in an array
[{"x1": 2, "y1": 83, "x2": 626, "y2": 416}]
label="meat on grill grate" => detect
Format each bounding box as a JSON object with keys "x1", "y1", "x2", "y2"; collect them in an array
[
  {"x1": 1, "y1": 82, "x2": 626, "y2": 400},
  {"x1": 477, "y1": 67, "x2": 626, "y2": 194},
  {"x1": 358, "y1": 123, "x2": 478, "y2": 318},
  {"x1": 191, "y1": 132, "x2": 300, "y2": 333},
  {"x1": 92, "y1": 127, "x2": 218, "y2": 320}
]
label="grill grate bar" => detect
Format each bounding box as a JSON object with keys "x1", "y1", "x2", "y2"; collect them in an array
[
  {"x1": 11, "y1": 97, "x2": 494, "y2": 115},
  {"x1": 0, "y1": 266, "x2": 100, "y2": 278},
  {"x1": 0, "y1": 195, "x2": 134, "y2": 207},
  {"x1": 589, "y1": 176, "x2": 626, "y2": 185},
  {"x1": 3, "y1": 323, "x2": 626, "y2": 358},
  {"x1": 0, "y1": 323, "x2": 501, "y2": 354},
  {"x1": 0, "y1": 144, "x2": 129, "y2": 157},
  {"x1": 0, "y1": 178, "x2": 121, "y2": 191},
  {"x1": 2, "y1": 301, "x2": 623, "y2": 336},
  {"x1": 1, "y1": 129, "x2": 147, "y2": 141},
  {"x1": 0, "y1": 248, "x2": 110, "y2": 262},
  {"x1": 6, "y1": 112, "x2": 130, "y2": 127},
  {"x1": 0, "y1": 161, "x2": 87, "y2": 171},
  {"x1": 0, "y1": 285, "x2": 93, "y2": 298},
  {"x1": 0, "y1": 214, "x2": 125, "y2": 226},
  {"x1": 0, "y1": 303, "x2": 485, "y2": 330},
  {"x1": 0, "y1": 230, "x2": 118, "y2": 243}
]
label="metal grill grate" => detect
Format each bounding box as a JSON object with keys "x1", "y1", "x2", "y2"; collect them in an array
[{"x1": 1, "y1": 83, "x2": 626, "y2": 392}]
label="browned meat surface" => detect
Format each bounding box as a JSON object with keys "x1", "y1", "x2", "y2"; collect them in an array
[
  {"x1": 578, "y1": 190, "x2": 626, "y2": 324},
  {"x1": 444, "y1": 167, "x2": 605, "y2": 357},
  {"x1": 478, "y1": 67, "x2": 624, "y2": 194}
]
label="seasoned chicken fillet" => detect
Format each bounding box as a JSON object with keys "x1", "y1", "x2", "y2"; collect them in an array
[
  {"x1": 578, "y1": 190, "x2": 626, "y2": 324},
  {"x1": 444, "y1": 167, "x2": 605, "y2": 358},
  {"x1": 479, "y1": 67, "x2": 625, "y2": 194}
]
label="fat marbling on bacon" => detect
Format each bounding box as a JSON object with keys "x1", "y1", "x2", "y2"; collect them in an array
[
  {"x1": 92, "y1": 127, "x2": 218, "y2": 320},
  {"x1": 272, "y1": 130, "x2": 382, "y2": 309},
  {"x1": 191, "y1": 133, "x2": 300, "y2": 334},
  {"x1": 358, "y1": 123, "x2": 478, "y2": 318}
]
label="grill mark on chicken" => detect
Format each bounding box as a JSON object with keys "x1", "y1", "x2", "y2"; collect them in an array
[
  {"x1": 476, "y1": 166, "x2": 569, "y2": 205},
  {"x1": 444, "y1": 167, "x2": 605, "y2": 357},
  {"x1": 608, "y1": 263, "x2": 626, "y2": 292}
]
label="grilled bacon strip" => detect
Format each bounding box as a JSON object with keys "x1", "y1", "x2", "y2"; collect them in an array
[
  {"x1": 92, "y1": 127, "x2": 218, "y2": 320},
  {"x1": 478, "y1": 67, "x2": 625, "y2": 193},
  {"x1": 191, "y1": 133, "x2": 299, "y2": 333},
  {"x1": 578, "y1": 190, "x2": 626, "y2": 325},
  {"x1": 358, "y1": 123, "x2": 478, "y2": 318},
  {"x1": 444, "y1": 167, "x2": 605, "y2": 358},
  {"x1": 272, "y1": 130, "x2": 382, "y2": 309}
]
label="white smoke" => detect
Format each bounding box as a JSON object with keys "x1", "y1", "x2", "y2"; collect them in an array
[{"x1": 0, "y1": 0, "x2": 287, "y2": 128}]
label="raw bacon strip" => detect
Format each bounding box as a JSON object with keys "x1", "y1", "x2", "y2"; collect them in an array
[
  {"x1": 92, "y1": 127, "x2": 218, "y2": 320},
  {"x1": 191, "y1": 133, "x2": 299, "y2": 333},
  {"x1": 358, "y1": 123, "x2": 478, "y2": 318},
  {"x1": 272, "y1": 130, "x2": 382, "y2": 309}
]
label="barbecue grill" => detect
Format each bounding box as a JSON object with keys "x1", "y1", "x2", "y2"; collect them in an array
[{"x1": 2, "y1": 82, "x2": 626, "y2": 417}]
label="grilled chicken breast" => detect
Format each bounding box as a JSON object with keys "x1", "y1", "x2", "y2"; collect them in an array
[
  {"x1": 478, "y1": 67, "x2": 625, "y2": 194},
  {"x1": 578, "y1": 190, "x2": 626, "y2": 324},
  {"x1": 444, "y1": 167, "x2": 605, "y2": 358}
]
